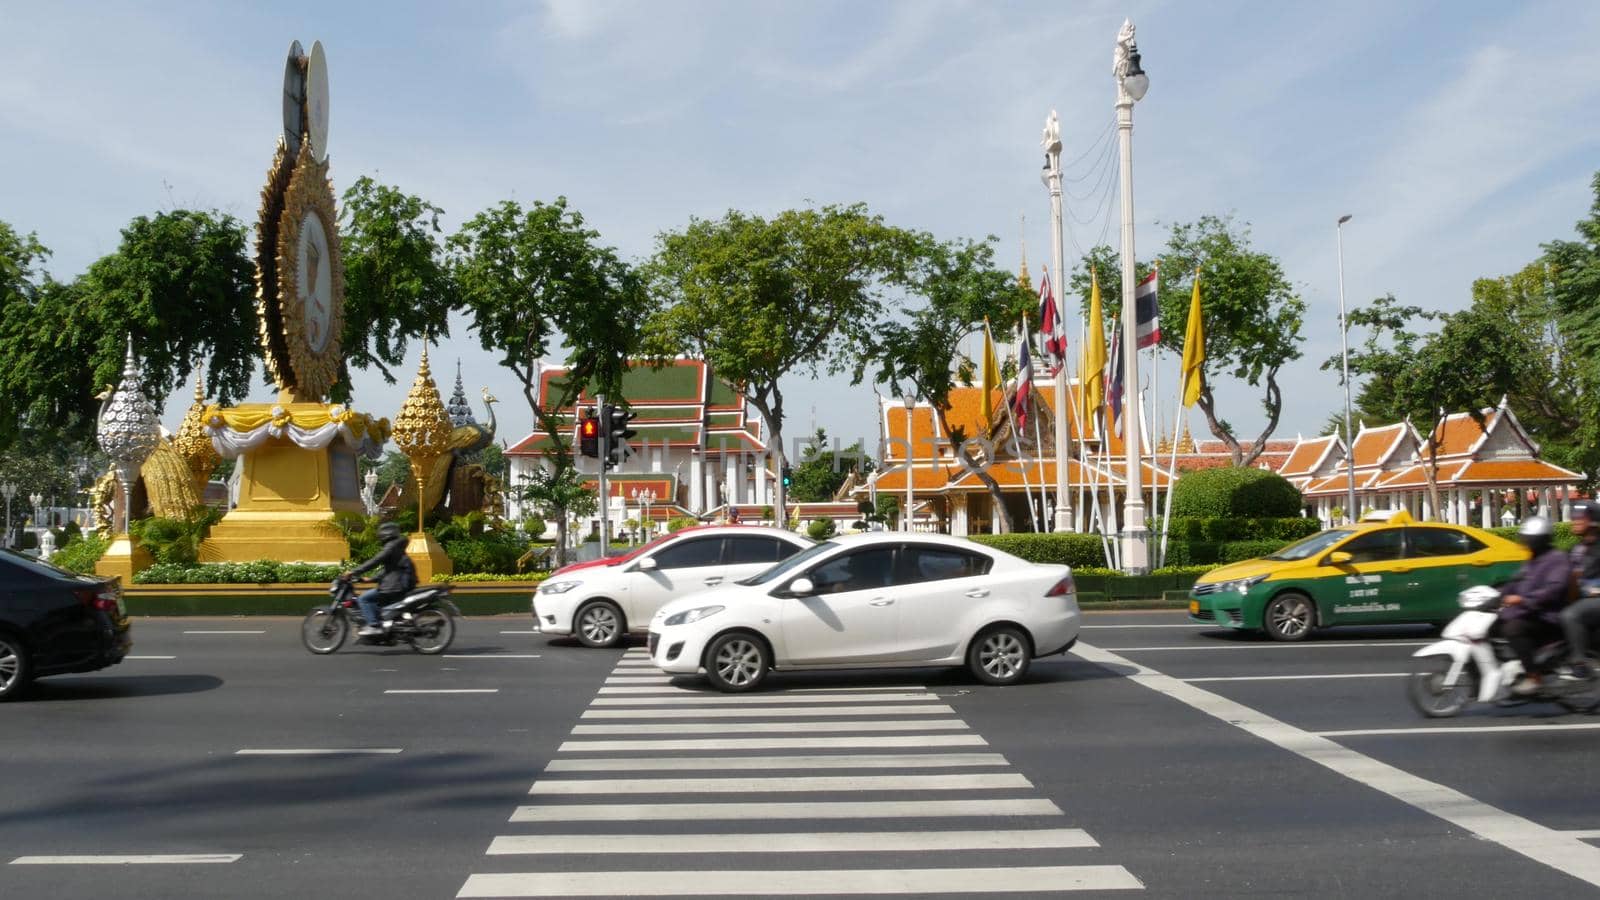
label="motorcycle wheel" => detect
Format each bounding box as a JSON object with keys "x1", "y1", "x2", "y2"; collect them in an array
[
  {"x1": 1555, "y1": 661, "x2": 1600, "y2": 714},
  {"x1": 302, "y1": 608, "x2": 348, "y2": 655},
  {"x1": 409, "y1": 609, "x2": 455, "y2": 655},
  {"x1": 1408, "y1": 656, "x2": 1474, "y2": 718}
]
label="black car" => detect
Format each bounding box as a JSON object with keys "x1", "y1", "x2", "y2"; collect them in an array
[{"x1": 0, "y1": 549, "x2": 132, "y2": 700}]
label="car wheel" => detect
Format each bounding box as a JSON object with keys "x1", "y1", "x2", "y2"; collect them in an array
[
  {"x1": 967, "y1": 624, "x2": 1032, "y2": 686},
  {"x1": 576, "y1": 600, "x2": 625, "y2": 649},
  {"x1": 704, "y1": 631, "x2": 769, "y2": 693},
  {"x1": 1262, "y1": 592, "x2": 1315, "y2": 642},
  {"x1": 0, "y1": 632, "x2": 33, "y2": 701}
]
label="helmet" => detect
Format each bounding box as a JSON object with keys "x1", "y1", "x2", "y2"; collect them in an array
[
  {"x1": 1518, "y1": 516, "x2": 1554, "y2": 538},
  {"x1": 377, "y1": 522, "x2": 403, "y2": 542},
  {"x1": 1574, "y1": 501, "x2": 1599, "y2": 523}
]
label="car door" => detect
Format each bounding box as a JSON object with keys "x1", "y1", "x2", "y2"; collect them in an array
[
  {"x1": 779, "y1": 545, "x2": 904, "y2": 665},
  {"x1": 1401, "y1": 526, "x2": 1493, "y2": 623},
  {"x1": 893, "y1": 544, "x2": 996, "y2": 662},
  {"x1": 626, "y1": 536, "x2": 729, "y2": 625},
  {"x1": 1320, "y1": 528, "x2": 1408, "y2": 624},
  {"x1": 723, "y1": 536, "x2": 803, "y2": 584}
]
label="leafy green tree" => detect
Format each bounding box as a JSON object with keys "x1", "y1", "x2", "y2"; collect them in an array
[
  {"x1": 478, "y1": 442, "x2": 509, "y2": 481},
  {"x1": 363, "y1": 450, "x2": 415, "y2": 500},
  {"x1": 647, "y1": 204, "x2": 901, "y2": 522},
  {"x1": 516, "y1": 463, "x2": 599, "y2": 564},
  {"x1": 452, "y1": 197, "x2": 645, "y2": 563},
  {"x1": 788, "y1": 428, "x2": 874, "y2": 503},
  {"x1": 1155, "y1": 216, "x2": 1305, "y2": 466},
  {"x1": 861, "y1": 232, "x2": 1033, "y2": 531},
  {"x1": 337, "y1": 178, "x2": 457, "y2": 395}
]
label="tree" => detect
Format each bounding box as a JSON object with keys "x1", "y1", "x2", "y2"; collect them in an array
[
  {"x1": 787, "y1": 428, "x2": 874, "y2": 502},
  {"x1": 516, "y1": 464, "x2": 598, "y2": 557},
  {"x1": 337, "y1": 178, "x2": 458, "y2": 396},
  {"x1": 861, "y1": 232, "x2": 1034, "y2": 531},
  {"x1": 647, "y1": 205, "x2": 901, "y2": 523},
  {"x1": 1155, "y1": 216, "x2": 1306, "y2": 466},
  {"x1": 451, "y1": 197, "x2": 646, "y2": 564}
]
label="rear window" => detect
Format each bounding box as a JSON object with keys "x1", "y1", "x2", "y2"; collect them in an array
[
  {"x1": 1407, "y1": 527, "x2": 1485, "y2": 558},
  {"x1": 902, "y1": 546, "x2": 992, "y2": 583},
  {"x1": 650, "y1": 537, "x2": 725, "y2": 570},
  {"x1": 725, "y1": 536, "x2": 789, "y2": 565}
]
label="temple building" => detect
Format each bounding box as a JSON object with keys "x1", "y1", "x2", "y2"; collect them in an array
[{"x1": 1281, "y1": 399, "x2": 1585, "y2": 526}]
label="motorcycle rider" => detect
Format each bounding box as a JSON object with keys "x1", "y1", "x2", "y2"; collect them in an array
[
  {"x1": 341, "y1": 522, "x2": 418, "y2": 638},
  {"x1": 1562, "y1": 501, "x2": 1600, "y2": 677},
  {"x1": 1498, "y1": 516, "x2": 1572, "y2": 696}
]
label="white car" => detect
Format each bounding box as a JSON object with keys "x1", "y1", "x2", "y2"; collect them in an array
[
  {"x1": 648, "y1": 532, "x2": 1080, "y2": 691},
  {"x1": 532, "y1": 526, "x2": 812, "y2": 648}
]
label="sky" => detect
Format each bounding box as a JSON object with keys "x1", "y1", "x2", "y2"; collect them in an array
[{"x1": 3, "y1": 0, "x2": 1598, "y2": 457}]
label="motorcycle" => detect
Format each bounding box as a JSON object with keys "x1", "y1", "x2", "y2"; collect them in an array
[
  {"x1": 1408, "y1": 585, "x2": 1600, "y2": 717},
  {"x1": 301, "y1": 578, "x2": 459, "y2": 655}
]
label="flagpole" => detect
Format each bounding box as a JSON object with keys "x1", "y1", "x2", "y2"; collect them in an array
[
  {"x1": 1042, "y1": 113, "x2": 1074, "y2": 532},
  {"x1": 1023, "y1": 318, "x2": 1050, "y2": 531},
  {"x1": 1159, "y1": 402, "x2": 1184, "y2": 568}
]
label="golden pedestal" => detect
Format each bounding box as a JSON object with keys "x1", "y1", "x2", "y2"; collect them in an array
[
  {"x1": 407, "y1": 532, "x2": 452, "y2": 582},
  {"x1": 95, "y1": 534, "x2": 152, "y2": 582},
  {"x1": 199, "y1": 423, "x2": 363, "y2": 564}
]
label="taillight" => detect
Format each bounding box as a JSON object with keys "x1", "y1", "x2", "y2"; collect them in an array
[
  {"x1": 75, "y1": 584, "x2": 122, "y2": 613},
  {"x1": 1045, "y1": 574, "x2": 1075, "y2": 597}
]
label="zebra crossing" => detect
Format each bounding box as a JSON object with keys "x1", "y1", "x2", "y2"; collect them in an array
[{"x1": 456, "y1": 648, "x2": 1142, "y2": 897}]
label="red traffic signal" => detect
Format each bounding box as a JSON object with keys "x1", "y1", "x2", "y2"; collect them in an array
[{"x1": 578, "y1": 415, "x2": 599, "y2": 458}]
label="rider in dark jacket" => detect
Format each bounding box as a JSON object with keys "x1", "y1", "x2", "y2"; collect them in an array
[
  {"x1": 1562, "y1": 501, "x2": 1600, "y2": 675},
  {"x1": 343, "y1": 522, "x2": 417, "y2": 637},
  {"x1": 1499, "y1": 516, "x2": 1572, "y2": 695}
]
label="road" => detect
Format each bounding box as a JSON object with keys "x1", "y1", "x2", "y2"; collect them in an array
[{"x1": 3, "y1": 612, "x2": 1599, "y2": 898}]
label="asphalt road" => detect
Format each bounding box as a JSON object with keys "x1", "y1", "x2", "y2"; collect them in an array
[{"x1": 2, "y1": 611, "x2": 1598, "y2": 898}]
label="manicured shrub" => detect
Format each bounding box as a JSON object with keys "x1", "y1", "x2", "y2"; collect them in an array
[
  {"x1": 969, "y1": 533, "x2": 1110, "y2": 569},
  {"x1": 806, "y1": 518, "x2": 838, "y2": 540},
  {"x1": 1170, "y1": 467, "x2": 1303, "y2": 518},
  {"x1": 1218, "y1": 540, "x2": 1288, "y2": 563},
  {"x1": 667, "y1": 516, "x2": 699, "y2": 533},
  {"x1": 1161, "y1": 516, "x2": 1320, "y2": 543},
  {"x1": 50, "y1": 533, "x2": 111, "y2": 574}
]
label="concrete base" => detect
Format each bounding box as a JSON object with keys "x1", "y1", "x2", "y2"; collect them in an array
[
  {"x1": 199, "y1": 510, "x2": 351, "y2": 564},
  {"x1": 407, "y1": 532, "x2": 452, "y2": 582},
  {"x1": 95, "y1": 533, "x2": 152, "y2": 582}
]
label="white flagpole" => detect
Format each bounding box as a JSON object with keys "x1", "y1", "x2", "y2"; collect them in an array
[
  {"x1": 998, "y1": 336, "x2": 1039, "y2": 533},
  {"x1": 1024, "y1": 319, "x2": 1051, "y2": 530},
  {"x1": 1096, "y1": 411, "x2": 1120, "y2": 569},
  {"x1": 1148, "y1": 345, "x2": 1161, "y2": 565},
  {"x1": 1159, "y1": 402, "x2": 1184, "y2": 568}
]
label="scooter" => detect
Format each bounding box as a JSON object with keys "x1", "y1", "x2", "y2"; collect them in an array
[
  {"x1": 301, "y1": 578, "x2": 459, "y2": 655},
  {"x1": 1408, "y1": 585, "x2": 1600, "y2": 717}
]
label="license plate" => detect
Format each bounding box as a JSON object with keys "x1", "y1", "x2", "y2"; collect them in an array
[{"x1": 1189, "y1": 600, "x2": 1200, "y2": 615}]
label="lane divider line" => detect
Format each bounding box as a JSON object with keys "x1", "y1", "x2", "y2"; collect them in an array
[
  {"x1": 235, "y1": 748, "x2": 402, "y2": 755},
  {"x1": 1186, "y1": 673, "x2": 1409, "y2": 682},
  {"x1": 1317, "y1": 723, "x2": 1600, "y2": 738},
  {"x1": 385, "y1": 689, "x2": 500, "y2": 694},
  {"x1": 10, "y1": 854, "x2": 241, "y2": 865}
]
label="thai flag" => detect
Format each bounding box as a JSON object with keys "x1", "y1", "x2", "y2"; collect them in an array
[
  {"x1": 1134, "y1": 269, "x2": 1160, "y2": 349},
  {"x1": 1013, "y1": 328, "x2": 1034, "y2": 429},
  {"x1": 1037, "y1": 272, "x2": 1066, "y2": 373}
]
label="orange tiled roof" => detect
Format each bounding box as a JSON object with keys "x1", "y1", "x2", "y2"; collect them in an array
[
  {"x1": 1350, "y1": 423, "x2": 1411, "y2": 468},
  {"x1": 883, "y1": 405, "x2": 946, "y2": 461},
  {"x1": 1278, "y1": 435, "x2": 1341, "y2": 477},
  {"x1": 1451, "y1": 459, "x2": 1582, "y2": 484},
  {"x1": 1373, "y1": 461, "x2": 1469, "y2": 488},
  {"x1": 942, "y1": 386, "x2": 999, "y2": 442},
  {"x1": 871, "y1": 464, "x2": 962, "y2": 492},
  {"x1": 946, "y1": 458, "x2": 1175, "y2": 490},
  {"x1": 1303, "y1": 469, "x2": 1387, "y2": 495},
  {"x1": 1427, "y1": 410, "x2": 1498, "y2": 457}
]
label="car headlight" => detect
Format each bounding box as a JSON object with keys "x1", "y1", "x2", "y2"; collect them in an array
[
  {"x1": 539, "y1": 580, "x2": 580, "y2": 595},
  {"x1": 663, "y1": 605, "x2": 725, "y2": 626},
  {"x1": 1218, "y1": 574, "x2": 1268, "y2": 594}
]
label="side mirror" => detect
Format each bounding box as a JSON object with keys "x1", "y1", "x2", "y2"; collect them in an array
[
  {"x1": 1324, "y1": 551, "x2": 1353, "y2": 566},
  {"x1": 788, "y1": 577, "x2": 814, "y2": 596},
  {"x1": 636, "y1": 557, "x2": 658, "y2": 571}
]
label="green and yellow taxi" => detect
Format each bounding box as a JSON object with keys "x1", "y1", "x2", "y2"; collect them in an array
[{"x1": 1188, "y1": 511, "x2": 1527, "y2": 641}]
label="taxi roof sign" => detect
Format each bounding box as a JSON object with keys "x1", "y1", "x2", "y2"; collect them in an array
[{"x1": 1360, "y1": 509, "x2": 1413, "y2": 524}]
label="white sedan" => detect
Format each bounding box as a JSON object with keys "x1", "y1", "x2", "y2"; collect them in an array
[
  {"x1": 532, "y1": 525, "x2": 812, "y2": 648},
  {"x1": 647, "y1": 532, "x2": 1080, "y2": 691}
]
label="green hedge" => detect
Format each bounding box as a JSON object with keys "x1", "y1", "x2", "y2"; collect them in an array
[
  {"x1": 969, "y1": 533, "x2": 1110, "y2": 569},
  {"x1": 1162, "y1": 538, "x2": 1291, "y2": 566},
  {"x1": 1171, "y1": 467, "x2": 1303, "y2": 518},
  {"x1": 1489, "y1": 523, "x2": 1577, "y2": 551},
  {"x1": 1161, "y1": 517, "x2": 1319, "y2": 542},
  {"x1": 134, "y1": 560, "x2": 343, "y2": 585}
]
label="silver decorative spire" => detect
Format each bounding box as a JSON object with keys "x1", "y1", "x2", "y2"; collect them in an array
[
  {"x1": 96, "y1": 336, "x2": 162, "y2": 533},
  {"x1": 447, "y1": 359, "x2": 477, "y2": 429}
]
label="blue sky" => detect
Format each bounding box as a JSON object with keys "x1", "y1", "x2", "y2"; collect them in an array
[{"x1": 3, "y1": 1, "x2": 1598, "y2": 455}]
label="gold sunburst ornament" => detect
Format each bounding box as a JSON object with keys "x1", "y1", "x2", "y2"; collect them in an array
[{"x1": 269, "y1": 137, "x2": 345, "y2": 400}]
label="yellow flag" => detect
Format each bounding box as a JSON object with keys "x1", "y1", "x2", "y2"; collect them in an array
[
  {"x1": 1081, "y1": 272, "x2": 1107, "y2": 423},
  {"x1": 1180, "y1": 270, "x2": 1205, "y2": 407},
  {"x1": 981, "y1": 318, "x2": 1000, "y2": 425}
]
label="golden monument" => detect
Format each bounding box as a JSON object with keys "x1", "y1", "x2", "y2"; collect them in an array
[
  {"x1": 391, "y1": 346, "x2": 453, "y2": 580},
  {"x1": 197, "y1": 40, "x2": 390, "y2": 564}
]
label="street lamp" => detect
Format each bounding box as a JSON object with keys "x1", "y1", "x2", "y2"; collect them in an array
[
  {"x1": 631, "y1": 487, "x2": 656, "y2": 541},
  {"x1": 903, "y1": 394, "x2": 917, "y2": 532},
  {"x1": 1114, "y1": 18, "x2": 1150, "y2": 573},
  {"x1": 1041, "y1": 111, "x2": 1075, "y2": 533},
  {"x1": 29, "y1": 492, "x2": 43, "y2": 531},
  {"x1": 1336, "y1": 214, "x2": 1359, "y2": 524}
]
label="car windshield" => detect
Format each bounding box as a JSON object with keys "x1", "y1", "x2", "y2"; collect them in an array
[
  {"x1": 1264, "y1": 528, "x2": 1356, "y2": 561},
  {"x1": 738, "y1": 540, "x2": 839, "y2": 586},
  {"x1": 0, "y1": 548, "x2": 98, "y2": 581}
]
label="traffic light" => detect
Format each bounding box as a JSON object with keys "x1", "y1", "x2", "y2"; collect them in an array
[
  {"x1": 578, "y1": 409, "x2": 599, "y2": 458},
  {"x1": 781, "y1": 466, "x2": 793, "y2": 489},
  {"x1": 602, "y1": 403, "x2": 638, "y2": 468}
]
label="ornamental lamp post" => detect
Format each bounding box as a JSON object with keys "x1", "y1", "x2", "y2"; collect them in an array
[
  {"x1": 1041, "y1": 111, "x2": 1075, "y2": 533},
  {"x1": 29, "y1": 492, "x2": 43, "y2": 531},
  {"x1": 1115, "y1": 18, "x2": 1150, "y2": 573},
  {"x1": 1336, "y1": 214, "x2": 1359, "y2": 524}
]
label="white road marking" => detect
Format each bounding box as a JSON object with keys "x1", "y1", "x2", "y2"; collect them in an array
[
  {"x1": 441, "y1": 654, "x2": 541, "y2": 659},
  {"x1": 1099, "y1": 641, "x2": 1430, "y2": 651},
  {"x1": 509, "y1": 798, "x2": 1061, "y2": 822},
  {"x1": 591, "y1": 691, "x2": 936, "y2": 703},
  {"x1": 784, "y1": 685, "x2": 934, "y2": 692},
  {"x1": 559, "y1": 734, "x2": 987, "y2": 752},
  {"x1": 1317, "y1": 723, "x2": 1600, "y2": 738},
  {"x1": 235, "y1": 748, "x2": 402, "y2": 755},
  {"x1": 528, "y1": 773, "x2": 1029, "y2": 794},
  {"x1": 499, "y1": 630, "x2": 539, "y2": 634},
  {"x1": 10, "y1": 854, "x2": 241, "y2": 865},
  {"x1": 570, "y1": 720, "x2": 968, "y2": 735},
  {"x1": 486, "y1": 828, "x2": 1096, "y2": 855},
  {"x1": 124, "y1": 655, "x2": 176, "y2": 660},
  {"x1": 182, "y1": 630, "x2": 265, "y2": 635},
  {"x1": 1560, "y1": 830, "x2": 1600, "y2": 839},
  {"x1": 459, "y1": 866, "x2": 1138, "y2": 896},
  {"x1": 1076, "y1": 640, "x2": 1600, "y2": 889},
  {"x1": 543, "y1": 753, "x2": 1010, "y2": 772},
  {"x1": 385, "y1": 689, "x2": 500, "y2": 694},
  {"x1": 1186, "y1": 673, "x2": 1409, "y2": 683},
  {"x1": 580, "y1": 704, "x2": 955, "y2": 719}
]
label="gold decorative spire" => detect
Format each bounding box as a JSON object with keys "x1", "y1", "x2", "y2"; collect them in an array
[
  {"x1": 1019, "y1": 213, "x2": 1032, "y2": 294},
  {"x1": 392, "y1": 344, "x2": 454, "y2": 530},
  {"x1": 171, "y1": 368, "x2": 220, "y2": 493},
  {"x1": 1176, "y1": 420, "x2": 1195, "y2": 454}
]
